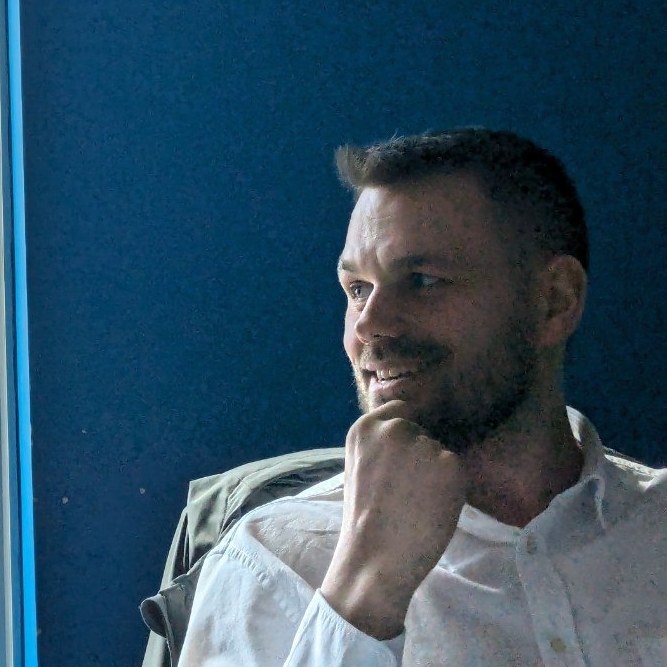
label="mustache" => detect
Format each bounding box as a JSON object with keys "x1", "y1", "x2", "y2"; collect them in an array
[{"x1": 359, "y1": 338, "x2": 449, "y2": 367}]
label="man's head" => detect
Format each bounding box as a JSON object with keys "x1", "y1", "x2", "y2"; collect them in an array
[
  {"x1": 335, "y1": 128, "x2": 588, "y2": 450},
  {"x1": 336, "y1": 128, "x2": 588, "y2": 273}
]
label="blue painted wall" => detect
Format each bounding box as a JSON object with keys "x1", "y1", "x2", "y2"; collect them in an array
[{"x1": 21, "y1": 1, "x2": 665, "y2": 665}]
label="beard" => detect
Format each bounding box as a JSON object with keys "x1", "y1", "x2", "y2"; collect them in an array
[{"x1": 352, "y1": 320, "x2": 538, "y2": 453}]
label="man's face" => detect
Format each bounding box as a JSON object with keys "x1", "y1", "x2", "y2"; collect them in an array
[{"x1": 337, "y1": 174, "x2": 541, "y2": 451}]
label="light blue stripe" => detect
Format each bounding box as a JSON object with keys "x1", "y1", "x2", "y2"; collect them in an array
[{"x1": 7, "y1": 0, "x2": 38, "y2": 664}]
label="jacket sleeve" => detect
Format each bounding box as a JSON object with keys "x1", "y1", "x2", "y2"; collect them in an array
[
  {"x1": 141, "y1": 506, "x2": 190, "y2": 667},
  {"x1": 178, "y1": 546, "x2": 404, "y2": 667},
  {"x1": 140, "y1": 450, "x2": 347, "y2": 667}
]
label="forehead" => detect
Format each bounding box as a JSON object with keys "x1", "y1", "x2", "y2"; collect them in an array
[{"x1": 341, "y1": 174, "x2": 505, "y2": 270}]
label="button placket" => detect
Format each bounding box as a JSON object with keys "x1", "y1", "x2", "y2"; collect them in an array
[{"x1": 516, "y1": 533, "x2": 587, "y2": 667}]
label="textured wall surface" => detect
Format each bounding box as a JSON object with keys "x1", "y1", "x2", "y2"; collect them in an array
[{"x1": 21, "y1": 1, "x2": 665, "y2": 665}]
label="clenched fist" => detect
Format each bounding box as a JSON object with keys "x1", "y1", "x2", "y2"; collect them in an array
[{"x1": 320, "y1": 400, "x2": 467, "y2": 639}]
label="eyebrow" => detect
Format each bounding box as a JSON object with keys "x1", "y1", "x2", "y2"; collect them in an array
[{"x1": 337, "y1": 254, "x2": 463, "y2": 274}]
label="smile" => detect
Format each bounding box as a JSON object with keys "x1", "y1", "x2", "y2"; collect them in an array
[
  {"x1": 362, "y1": 361, "x2": 420, "y2": 384},
  {"x1": 364, "y1": 366, "x2": 423, "y2": 399},
  {"x1": 375, "y1": 368, "x2": 417, "y2": 381}
]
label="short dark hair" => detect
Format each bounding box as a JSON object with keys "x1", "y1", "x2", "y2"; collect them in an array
[{"x1": 335, "y1": 128, "x2": 589, "y2": 272}]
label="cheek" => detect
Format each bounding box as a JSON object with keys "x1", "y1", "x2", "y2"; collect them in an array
[{"x1": 343, "y1": 308, "x2": 359, "y2": 360}]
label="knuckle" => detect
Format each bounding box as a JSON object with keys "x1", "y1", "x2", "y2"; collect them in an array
[
  {"x1": 381, "y1": 417, "x2": 422, "y2": 442},
  {"x1": 348, "y1": 412, "x2": 373, "y2": 438}
]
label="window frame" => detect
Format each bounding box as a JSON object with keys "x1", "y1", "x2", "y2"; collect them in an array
[{"x1": 0, "y1": 0, "x2": 38, "y2": 664}]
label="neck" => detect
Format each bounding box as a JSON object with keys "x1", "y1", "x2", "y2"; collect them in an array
[{"x1": 461, "y1": 395, "x2": 584, "y2": 528}]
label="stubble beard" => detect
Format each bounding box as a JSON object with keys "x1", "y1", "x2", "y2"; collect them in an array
[{"x1": 353, "y1": 327, "x2": 538, "y2": 454}]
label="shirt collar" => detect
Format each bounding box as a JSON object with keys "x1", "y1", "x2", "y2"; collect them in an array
[
  {"x1": 565, "y1": 406, "x2": 607, "y2": 530},
  {"x1": 458, "y1": 406, "x2": 610, "y2": 541}
]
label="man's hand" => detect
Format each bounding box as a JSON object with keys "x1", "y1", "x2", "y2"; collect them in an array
[{"x1": 320, "y1": 400, "x2": 467, "y2": 639}]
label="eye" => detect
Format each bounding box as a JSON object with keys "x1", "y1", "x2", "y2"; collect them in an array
[
  {"x1": 347, "y1": 281, "x2": 372, "y2": 301},
  {"x1": 410, "y1": 273, "x2": 442, "y2": 289}
]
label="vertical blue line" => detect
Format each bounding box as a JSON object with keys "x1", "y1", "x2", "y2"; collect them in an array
[{"x1": 7, "y1": 0, "x2": 38, "y2": 664}]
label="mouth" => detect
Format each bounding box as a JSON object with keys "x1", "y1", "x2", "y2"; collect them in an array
[
  {"x1": 371, "y1": 368, "x2": 417, "y2": 382},
  {"x1": 362, "y1": 365, "x2": 423, "y2": 398}
]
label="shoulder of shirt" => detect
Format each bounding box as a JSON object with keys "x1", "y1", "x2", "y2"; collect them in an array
[
  {"x1": 293, "y1": 470, "x2": 345, "y2": 498},
  {"x1": 600, "y1": 446, "x2": 667, "y2": 526},
  {"x1": 205, "y1": 470, "x2": 345, "y2": 561},
  {"x1": 567, "y1": 406, "x2": 665, "y2": 497},
  {"x1": 221, "y1": 469, "x2": 344, "y2": 530},
  {"x1": 603, "y1": 446, "x2": 666, "y2": 481}
]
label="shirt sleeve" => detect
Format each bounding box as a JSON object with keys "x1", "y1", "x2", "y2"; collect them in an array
[
  {"x1": 178, "y1": 545, "x2": 404, "y2": 667},
  {"x1": 285, "y1": 591, "x2": 405, "y2": 666}
]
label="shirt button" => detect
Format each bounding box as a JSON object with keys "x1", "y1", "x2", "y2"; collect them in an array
[
  {"x1": 525, "y1": 534, "x2": 538, "y2": 554},
  {"x1": 550, "y1": 637, "x2": 567, "y2": 653}
]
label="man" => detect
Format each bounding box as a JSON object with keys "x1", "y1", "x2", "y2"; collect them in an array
[{"x1": 177, "y1": 129, "x2": 666, "y2": 665}]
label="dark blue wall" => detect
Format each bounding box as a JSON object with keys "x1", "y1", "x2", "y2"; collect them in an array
[{"x1": 21, "y1": 1, "x2": 665, "y2": 665}]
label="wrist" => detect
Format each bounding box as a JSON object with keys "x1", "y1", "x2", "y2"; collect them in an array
[{"x1": 320, "y1": 564, "x2": 410, "y2": 640}]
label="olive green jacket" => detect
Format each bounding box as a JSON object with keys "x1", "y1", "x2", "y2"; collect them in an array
[{"x1": 139, "y1": 448, "x2": 345, "y2": 667}]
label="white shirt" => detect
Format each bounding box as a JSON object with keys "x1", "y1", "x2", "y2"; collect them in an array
[{"x1": 179, "y1": 408, "x2": 667, "y2": 666}]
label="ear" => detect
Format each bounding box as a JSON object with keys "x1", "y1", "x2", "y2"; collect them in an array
[{"x1": 536, "y1": 255, "x2": 587, "y2": 348}]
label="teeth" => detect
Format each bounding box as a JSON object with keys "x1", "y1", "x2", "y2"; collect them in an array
[{"x1": 376, "y1": 369, "x2": 413, "y2": 381}]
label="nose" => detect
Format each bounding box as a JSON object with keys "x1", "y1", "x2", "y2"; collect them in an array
[{"x1": 353, "y1": 286, "x2": 406, "y2": 342}]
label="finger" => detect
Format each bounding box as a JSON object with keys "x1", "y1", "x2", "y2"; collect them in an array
[
  {"x1": 370, "y1": 402, "x2": 441, "y2": 444},
  {"x1": 367, "y1": 400, "x2": 418, "y2": 424}
]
